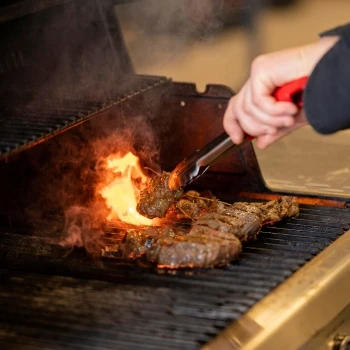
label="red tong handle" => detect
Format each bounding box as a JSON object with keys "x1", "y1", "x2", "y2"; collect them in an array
[
  {"x1": 245, "y1": 76, "x2": 308, "y2": 141},
  {"x1": 273, "y1": 76, "x2": 308, "y2": 108}
]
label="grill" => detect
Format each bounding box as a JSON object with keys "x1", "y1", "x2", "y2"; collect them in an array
[
  {"x1": 1, "y1": 1, "x2": 350, "y2": 349},
  {"x1": 0, "y1": 75, "x2": 169, "y2": 159},
  {"x1": 1, "y1": 203, "x2": 349, "y2": 350}
]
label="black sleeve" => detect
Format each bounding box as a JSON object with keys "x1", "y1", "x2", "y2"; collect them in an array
[{"x1": 303, "y1": 23, "x2": 350, "y2": 134}]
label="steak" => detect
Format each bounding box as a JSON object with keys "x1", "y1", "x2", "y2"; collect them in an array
[
  {"x1": 146, "y1": 227, "x2": 242, "y2": 269},
  {"x1": 118, "y1": 192, "x2": 299, "y2": 269},
  {"x1": 120, "y1": 225, "x2": 186, "y2": 259},
  {"x1": 137, "y1": 172, "x2": 183, "y2": 219},
  {"x1": 119, "y1": 224, "x2": 242, "y2": 269},
  {"x1": 237, "y1": 196, "x2": 300, "y2": 223},
  {"x1": 195, "y1": 195, "x2": 300, "y2": 242}
]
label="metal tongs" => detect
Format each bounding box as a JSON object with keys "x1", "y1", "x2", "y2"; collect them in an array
[{"x1": 168, "y1": 77, "x2": 308, "y2": 191}]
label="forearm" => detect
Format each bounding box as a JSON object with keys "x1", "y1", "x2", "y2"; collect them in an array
[{"x1": 304, "y1": 23, "x2": 350, "y2": 134}]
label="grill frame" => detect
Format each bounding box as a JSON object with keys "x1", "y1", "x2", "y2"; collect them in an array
[
  {"x1": 204, "y1": 229, "x2": 350, "y2": 350},
  {"x1": 1, "y1": 201, "x2": 350, "y2": 350}
]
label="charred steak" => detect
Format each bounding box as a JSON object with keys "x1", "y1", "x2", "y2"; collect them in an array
[
  {"x1": 120, "y1": 224, "x2": 242, "y2": 269},
  {"x1": 137, "y1": 172, "x2": 183, "y2": 219},
  {"x1": 120, "y1": 192, "x2": 299, "y2": 269},
  {"x1": 146, "y1": 227, "x2": 242, "y2": 269}
]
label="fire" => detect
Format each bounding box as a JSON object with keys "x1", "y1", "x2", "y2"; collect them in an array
[{"x1": 99, "y1": 152, "x2": 153, "y2": 226}]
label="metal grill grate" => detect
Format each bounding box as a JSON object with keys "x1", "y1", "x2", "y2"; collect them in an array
[
  {"x1": 0, "y1": 203, "x2": 349, "y2": 349},
  {"x1": 0, "y1": 75, "x2": 169, "y2": 159}
]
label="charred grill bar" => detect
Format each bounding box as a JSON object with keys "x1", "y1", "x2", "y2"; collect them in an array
[
  {"x1": 1, "y1": 1, "x2": 350, "y2": 349},
  {"x1": 1, "y1": 204, "x2": 350, "y2": 349}
]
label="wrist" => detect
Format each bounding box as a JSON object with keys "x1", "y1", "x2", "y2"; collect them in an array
[{"x1": 300, "y1": 36, "x2": 339, "y2": 76}]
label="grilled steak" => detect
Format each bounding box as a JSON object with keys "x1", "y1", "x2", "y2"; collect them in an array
[
  {"x1": 174, "y1": 190, "x2": 216, "y2": 219},
  {"x1": 195, "y1": 210, "x2": 261, "y2": 242},
  {"x1": 234, "y1": 196, "x2": 300, "y2": 223},
  {"x1": 120, "y1": 225, "x2": 186, "y2": 259},
  {"x1": 122, "y1": 192, "x2": 299, "y2": 269},
  {"x1": 119, "y1": 223, "x2": 242, "y2": 269},
  {"x1": 137, "y1": 172, "x2": 183, "y2": 219},
  {"x1": 146, "y1": 227, "x2": 242, "y2": 269},
  {"x1": 193, "y1": 195, "x2": 300, "y2": 242}
]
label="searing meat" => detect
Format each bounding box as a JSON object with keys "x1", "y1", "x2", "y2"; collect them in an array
[
  {"x1": 146, "y1": 227, "x2": 242, "y2": 268},
  {"x1": 121, "y1": 192, "x2": 299, "y2": 268},
  {"x1": 232, "y1": 196, "x2": 300, "y2": 223},
  {"x1": 195, "y1": 211, "x2": 261, "y2": 242},
  {"x1": 195, "y1": 195, "x2": 299, "y2": 242},
  {"x1": 119, "y1": 223, "x2": 242, "y2": 269},
  {"x1": 120, "y1": 225, "x2": 186, "y2": 259},
  {"x1": 176, "y1": 192, "x2": 299, "y2": 222},
  {"x1": 173, "y1": 193, "x2": 298, "y2": 240},
  {"x1": 137, "y1": 172, "x2": 183, "y2": 219},
  {"x1": 174, "y1": 190, "x2": 215, "y2": 219}
]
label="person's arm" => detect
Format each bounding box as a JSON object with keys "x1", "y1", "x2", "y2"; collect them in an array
[
  {"x1": 305, "y1": 23, "x2": 350, "y2": 134},
  {"x1": 223, "y1": 23, "x2": 350, "y2": 149}
]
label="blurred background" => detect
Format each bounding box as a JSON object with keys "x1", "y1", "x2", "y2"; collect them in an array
[{"x1": 116, "y1": 0, "x2": 350, "y2": 197}]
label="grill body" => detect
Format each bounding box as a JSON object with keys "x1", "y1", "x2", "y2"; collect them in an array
[
  {"x1": 1, "y1": 1, "x2": 350, "y2": 349},
  {"x1": 1, "y1": 80, "x2": 350, "y2": 349},
  {"x1": 1, "y1": 202, "x2": 350, "y2": 350}
]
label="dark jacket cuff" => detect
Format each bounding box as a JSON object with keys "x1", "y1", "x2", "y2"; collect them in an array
[
  {"x1": 303, "y1": 23, "x2": 350, "y2": 134},
  {"x1": 320, "y1": 23, "x2": 350, "y2": 45}
]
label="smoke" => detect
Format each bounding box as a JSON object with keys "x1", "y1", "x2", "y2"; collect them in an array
[
  {"x1": 1, "y1": 0, "x2": 247, "y2": 256},
  {"x1": 1, "y1": 1, "x2": 171, "y2": 255},
  {"x1": 6, "y1": 0, "x2": 134, "y2": 106},
  {"x1": 115, "y1": 0, "x2": 246, "y2": 68},
  {"x1": 117, "y1": 0, "x2": 246, "y2": 35},
  {"x1": 17, "y1": 108, "x2": 161, "y2": 256},
  {"x1": 61, "y1": 206, "x2": 105, "y2": 255}
]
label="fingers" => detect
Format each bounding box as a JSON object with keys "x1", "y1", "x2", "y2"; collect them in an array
[
  {"x1": 255, "y1": 130, "x2": 291, "y2": 149},
  {"x1": 249, "y1": 56, "x2": 300, "y2": 117},
  {"x1": 243, "y1": 83, "x2": 296, "y2": 128},
  {"x1": 223, "y1": 91, "x2": 276, "y2": 145},
  {"x1": 250, "y1": 80, "x2": 299, "y2": 117},
  {"x1": 232, "y1": 83, "x2": 279, "y2": 134},
  {"x1": 255, "y1": 110, "x2": 308, "y2": 149},
  {"x1": 223, "y1": 114, "x2": 245, "y2": 144},
  {"x1": 223, "y1": 80, "x2": 297, "y2": 144}
]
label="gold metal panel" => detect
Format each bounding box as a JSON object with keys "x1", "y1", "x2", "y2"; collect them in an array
[{"x1": 203, "y1": 230, "x2": 350, "y2": 350}]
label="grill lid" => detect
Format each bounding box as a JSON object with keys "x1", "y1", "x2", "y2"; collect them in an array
[
  {"x1": 0, "y1": 75, "x2": 169, "y2": 160},
  {"x1": 0, "y1": 0, "x2": 164, "y2": 160}
]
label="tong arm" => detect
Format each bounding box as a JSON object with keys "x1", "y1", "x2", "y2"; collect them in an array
[
  {"x1": 168, "y1": 76, "x2": 309, "y2": 191},
  {"x1": 168, "y1": 132, "x2": 251, "y2": 190}
]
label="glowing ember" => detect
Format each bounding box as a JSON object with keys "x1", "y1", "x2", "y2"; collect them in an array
[{"x1": 100, "y1": 152, "x2": 153, "y2": 226}]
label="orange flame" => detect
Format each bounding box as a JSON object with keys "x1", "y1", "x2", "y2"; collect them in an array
[{"x1": 99, "y1": 152, "x2": 153, "y2": 226}]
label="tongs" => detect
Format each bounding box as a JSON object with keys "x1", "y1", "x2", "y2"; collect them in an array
[{"x1": 168, "y1": 77, "x2": 308, "y2": 191}]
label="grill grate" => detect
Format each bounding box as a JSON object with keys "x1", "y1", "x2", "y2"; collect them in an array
[
  {"x1": 0, "y1": 202, "x2": 350, "y2": 349},
  {"x1": 0, "y1": 75, "x2": 169, "y2": 159}
]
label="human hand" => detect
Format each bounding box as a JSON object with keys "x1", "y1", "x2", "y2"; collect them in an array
[{"x1": 223, "y1": 36, "x2": 339, "y2": 149}]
